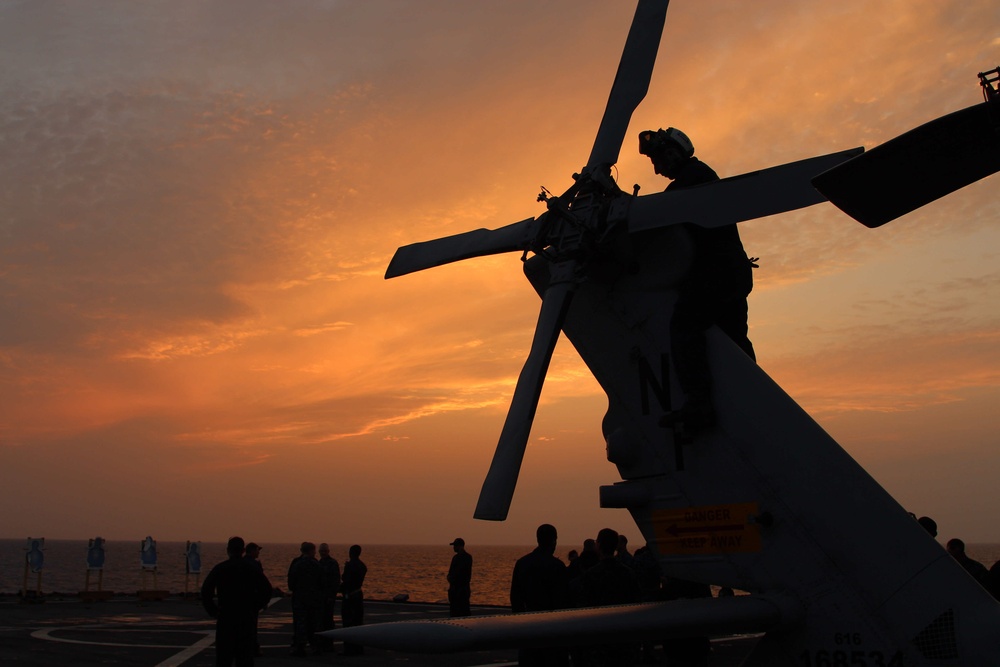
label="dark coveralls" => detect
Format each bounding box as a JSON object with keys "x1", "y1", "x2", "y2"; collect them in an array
[
  {"x1": 202, "y1": 556, "x2": 272, "y2": 667},
  {"x1": 242, "y1": 554, "x2": 266, "y2": 654},
  {"x1": 668, "y1": 157, "x2": 755, "y2": 416},
  {"x1": 287, "y1": 555, "x2": 324, "y2": 653},
  {"x1": 510, "y1": 547, "x2": 571, "y2": 667},
  {"x1": 447, "y1": 550, "x2": 473, "y2": 617},
  {"x1": 341, "y1": 557, "x2": 368, "y2": 655},
  {"x1": 318, "y1": 555, "x2": 341, "y2": 646},
  {"x1": 578, "y1": 558, "x2": 641, "y2": 667}
]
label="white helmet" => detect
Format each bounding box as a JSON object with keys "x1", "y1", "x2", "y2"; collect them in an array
[{"x1": 638, "y1": 127, "x2": 694, "y2": 159}]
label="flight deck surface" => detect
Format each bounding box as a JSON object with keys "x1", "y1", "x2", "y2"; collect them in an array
[{"x1": 0, "y1": 595, "x2": 758, "y2": 666}]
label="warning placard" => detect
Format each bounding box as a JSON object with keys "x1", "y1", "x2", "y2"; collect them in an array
[{"x1": 652, "y1": 502, "x2": 761, "y2": 555}]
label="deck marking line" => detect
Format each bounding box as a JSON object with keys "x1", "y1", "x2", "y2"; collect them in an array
[
  {"x1": 31, "y1": 627, "x2": 188, "y2": 649},
  {"x1": 154, "y1": 631, "x2": 215, "y2": 667}
]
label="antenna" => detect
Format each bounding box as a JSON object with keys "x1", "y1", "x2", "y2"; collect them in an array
[{"x1": 978, "y1": 66, "x2": 1000, "y2": 102}]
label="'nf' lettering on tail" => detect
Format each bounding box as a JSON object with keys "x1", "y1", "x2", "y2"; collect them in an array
[{"x1": 637, "y1": 353, "x2": 671, "y2": 415}]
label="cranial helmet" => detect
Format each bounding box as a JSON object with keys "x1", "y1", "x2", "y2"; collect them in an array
[{"x1": 638, "y1": 127, "x2": 694, "y2": 159}]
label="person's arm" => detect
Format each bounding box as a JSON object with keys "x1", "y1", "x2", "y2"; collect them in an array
[
  {"x1": 509, "y1": 560, "x2": 524, "y2": 612},
  {"x1": 258, "y1": 571, "x2": 273, "y2": 611},
  {"x1": 556, "y1": 560, "x2": 571, "y2": 610},
  {"x1": 463, "y1": 554, "x2": 473, "y2": 585},
  {"x1": 201, "y1": 566, "x2": 219, "y2": 617}
]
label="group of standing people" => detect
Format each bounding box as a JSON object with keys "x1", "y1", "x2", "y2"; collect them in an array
[
  {"x1": 947, "y1": 537, "x2": 1000, "y2": 598},
  {"x1": 441, "y1": 525, "x2": 710, "y2": 666},
  {"x1": 510, "y1": 524, "x2": 710, "y2": 667},
  {"x1": 918, "y1": 515, "x2": 1000, "y2": 600},
  {"x1": 201, "y1": 519, "x2": 999, "y2": 667},
  {"x1": 286, "y1": 541, "x2": 367, "y2": 657},
  {"x1": 200, "y1": 537, "x2": 368, "y2": 666}
]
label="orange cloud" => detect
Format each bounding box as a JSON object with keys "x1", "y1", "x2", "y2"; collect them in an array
[{"x1": 1, "y1": 1, "x2": 998, "y2": 544}]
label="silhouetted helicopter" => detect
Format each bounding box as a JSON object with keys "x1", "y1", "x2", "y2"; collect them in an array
[{"x1": 331, "y1": 1, "x2": 1000, "y2": 663}]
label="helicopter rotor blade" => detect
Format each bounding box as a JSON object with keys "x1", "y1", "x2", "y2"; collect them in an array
[
  {"x1": 586, "y1": 0, "x2": 670, "y2": 170},
  {"x1": 474, "y1": 263, "x2": 576, "y2": 522},
  {"x1": 812, "y1": 101, "x2": 1000, "y2": 228},
  {"x1": 385, "y1": 217, "x2": 539, "y2": 279},
  {"x1": 627, "y1": 148, "x2": 863, "y2": 232}
]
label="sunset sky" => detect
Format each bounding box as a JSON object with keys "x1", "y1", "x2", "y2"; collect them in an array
[{"x1": 1, "y1": 1, "x2": 999, "y2": 548}]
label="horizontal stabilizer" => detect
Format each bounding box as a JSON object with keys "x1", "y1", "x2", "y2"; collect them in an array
[
  {"x1": 385, "y1": 217, "x2": 538, "y2": 279},
  {"x1": 325, "y1": 595, "x2": 792, "y2": 653},
  {"x1": 628, "y1": 147, "x2": 864, "y2": 232},
  {"x1": 813, "y1": 101, "x2": 1000, "y2": 227}
]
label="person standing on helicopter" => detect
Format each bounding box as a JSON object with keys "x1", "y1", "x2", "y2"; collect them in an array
[{"x1": 639, "y1": 127, "x2": 756, "y2": 435}]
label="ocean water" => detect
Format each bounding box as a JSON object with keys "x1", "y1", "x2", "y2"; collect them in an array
[
  {"x1": 0, "y1": 540, "x2": 529, "y2": 606},
  {"x1": 2, "y1": 540, "x2": 998, "y2": 605}
]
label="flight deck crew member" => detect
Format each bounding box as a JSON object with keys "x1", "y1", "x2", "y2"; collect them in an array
[
  {"x1": 287, "y1": 542, "x2": 323, "y2": 656},
  {"x1": 639, "y1": 127, "x2": 756, "y2": 435},
  {"x1": 447, "y1": 537, "x2": 473, "y2": 617},
  {"x1": 242, "y1": 542, "x2": 267, "y2": 657},
  {"x1": 202, "y1": 536, "x2": 272, "y2": 667},
  {"x1": 510, "y1": 524, "x2": 570, "y2": 667},
  {"x1": 946, "y1": 538, "x2": 990, "y2": 586},
  {"x1": 580, "y1": 528, "x2": 641, "y2": 667},
  {"x1": 317, "y1": 543, "x2": 341, "y2": 649},
  {"x1": 341, "y1": 544, "x2": 368, "y2": 656}
]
